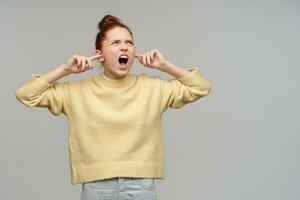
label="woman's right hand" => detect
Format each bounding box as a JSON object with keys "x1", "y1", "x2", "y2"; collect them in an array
[{"x1": 64, "y1": 54, "x2": 101, "y2": 74}]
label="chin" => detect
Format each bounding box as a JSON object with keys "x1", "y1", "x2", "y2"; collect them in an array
[
  {"x1": 115, "y1": 68, "x2": 129, "y2": 78},
  {"x1": 119, "y1": 64, "x2": 131, "y2": 73}
]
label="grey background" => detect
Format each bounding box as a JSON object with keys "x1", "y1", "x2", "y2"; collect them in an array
[{"x1": 1, "y1": 0, "x2": 299, "y2": 199}]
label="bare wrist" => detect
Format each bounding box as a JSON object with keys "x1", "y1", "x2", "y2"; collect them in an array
[
  {"x1": 60, "y1": 64, "x2": 72, "y2": 76},
  {"x1": 158, "y1": 60, "x2": 172, "y2": 72}
]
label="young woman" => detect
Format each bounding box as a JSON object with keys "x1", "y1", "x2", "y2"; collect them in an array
[{"x1": 15, "y1": 15, "x2": 212, "y2": 200}]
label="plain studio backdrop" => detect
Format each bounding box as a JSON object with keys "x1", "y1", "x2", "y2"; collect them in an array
[{"x1": 1, "y1": 0, "x2": 299, "y2": 200}]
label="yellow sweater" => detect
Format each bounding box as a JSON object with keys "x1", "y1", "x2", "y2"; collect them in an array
[{"x1": 15, "y1": 67, "x2": 212, "y2": 185}]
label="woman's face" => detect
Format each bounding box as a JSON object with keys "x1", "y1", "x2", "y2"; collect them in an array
[{"x1": 96, "y1": 26, "x2": 135, "y2": 79}]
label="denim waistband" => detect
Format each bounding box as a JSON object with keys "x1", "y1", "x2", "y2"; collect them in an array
[{"x1": 82, "y1": 177, "x2": 155, "y2": 192}]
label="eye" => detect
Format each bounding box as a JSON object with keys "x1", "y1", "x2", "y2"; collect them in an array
[
  {"x1": 112, "y1": 41, "x2": 120, "y2": 45},
  {"x1": 127, "y1": 41, "x2": 134, "y2": 46}
]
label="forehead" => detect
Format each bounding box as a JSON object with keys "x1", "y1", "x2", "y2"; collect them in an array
[{"x1": 105, "y1": 27, "x2": 133, "y2": 41}]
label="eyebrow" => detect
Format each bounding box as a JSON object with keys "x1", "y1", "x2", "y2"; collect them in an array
[{"x1": 110, "y1": 39, "x2": 134, "y2": 43}]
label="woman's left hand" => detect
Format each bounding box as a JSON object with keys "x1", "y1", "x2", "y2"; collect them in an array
[{"x1": 135, "y1": 49, "x2": 168, "y2": 70}]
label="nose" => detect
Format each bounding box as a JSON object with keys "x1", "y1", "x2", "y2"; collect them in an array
[{"x1": 120, "y1": 42, "x2": 128, "y2": 51}]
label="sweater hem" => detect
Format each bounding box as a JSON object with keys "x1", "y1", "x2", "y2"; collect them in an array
[{"x1": 70, "y1": 161, "x2": 164, "y2": 185}]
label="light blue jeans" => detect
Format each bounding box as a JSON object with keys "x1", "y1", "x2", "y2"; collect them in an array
[{"x1": 80, "y1": 177, "x2": 158, "y2": 200}]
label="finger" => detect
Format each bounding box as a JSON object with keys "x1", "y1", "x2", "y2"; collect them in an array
[
  {"x1": 150, "y1": 51, "x2": 154, "y2": 62},
  {"x1": 146, "y1": 53, "x2": 151, "y2": 66},
  {"x1": 142, "y1": 55, "x2": 146, "y2": 66},
  {"x1": 73, "y1": 56, "x2": 80, "y2": 68},
  {"x1": 83, "y1": 58, "x2": 90, "y2": 70},
  {"x1": 153, "y1": 50, "x2": 162, "y2": 60},
  {"x1": 135, "y1": 53, "x2": 143, "y2": 58},
  {"x1": 136, "y1": 56, "x2": 142, "y2": 64},
  {"x1": 144, "y1": 54, "x2": 149, "y2": 66},
  {"x1": 88, "y1": 62, "x2": 96, "y2": 70},
  {"x1": 140, "y1": 55, "x2": 145, "y2": 66},
  {"x1": 75, "y1": 56, "x2": 81, "y2": 69},
  {"x1": 135, "y1": 56, "x2": 142, "y2": 62},
  {"x1": 138, "y1": 55, "x2": 144, "y2": 65},
  {"x1": 89, "y1": 54, "x2": 101, "y2": 61},
  {"x1": 135, "y1": 55, "x2": 145, "y2": 65},
  {"x1": 80, "y1": 57, "x2": 86, "y2": 71},
  {"x1": 86, "y1": 58, "x2": 95, "y2": 70},
  {"x1": 87, "y1": 58, "x2": 92, "y2": 69}
]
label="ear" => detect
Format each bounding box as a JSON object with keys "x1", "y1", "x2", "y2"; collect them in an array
[{"x1": 96, "y1": 49, "x2": 105, "y2": 62}]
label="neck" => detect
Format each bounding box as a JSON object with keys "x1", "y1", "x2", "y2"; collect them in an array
[
  {"x1": 92, "y1": 71, "x2": 134, "y2": 88},
  {"x1": 104, "y1": 69, "x2": 128, "y2": 80}
]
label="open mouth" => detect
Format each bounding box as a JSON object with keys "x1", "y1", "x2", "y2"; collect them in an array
[{"x1": 118, "y1": 55, "x2": 129, "y2": 66}]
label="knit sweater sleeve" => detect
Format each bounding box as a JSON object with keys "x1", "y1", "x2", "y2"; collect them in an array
[
  {"x1": 159, "y1": 67, "x2": 212, "y2": 111},
  {"x1": 15, "y1": 74, "x2": 70, "y2": 116}
]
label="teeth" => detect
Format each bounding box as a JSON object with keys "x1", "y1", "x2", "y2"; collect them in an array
[{"x1": 120, "y1": 55, "x2": 128, "y2": 58}]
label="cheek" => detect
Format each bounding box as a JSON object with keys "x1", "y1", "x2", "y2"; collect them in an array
[
  {"x1": 129, "y1": 46, "x2": 135, "y2": 54},
  {"x1": 105, "y1": 51, "x2": 118, "y2": 63},
  {"x1": 131, "y1": 46, "x2": 135, "y2": 52},
  {"x1": 112, "y1": 49, "x2": 120, "y2": 60}
]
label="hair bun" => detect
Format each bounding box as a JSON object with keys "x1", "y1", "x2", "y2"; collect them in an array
[
  {"x1": 95, "y1": 14, "x2": 133, "y2": 51},
  {"x1": 98, "y1": 15, "x2": 121, "y2": 31}
]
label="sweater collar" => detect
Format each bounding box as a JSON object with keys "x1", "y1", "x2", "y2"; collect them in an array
[{"x1": 93, "y1": 72, "x2": 135, "y2": 87}]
